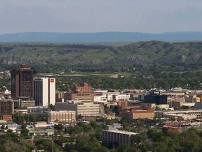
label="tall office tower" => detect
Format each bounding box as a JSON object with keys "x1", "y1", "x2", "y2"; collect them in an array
[
  {"x1": 11, "y1": 64, "x2": 33, "y2": 99},
  {"x1": 33, "y1": 77, "x2": 56, "y2": 107}
]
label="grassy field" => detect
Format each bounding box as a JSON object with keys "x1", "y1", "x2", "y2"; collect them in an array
[{"x1": 60, "y1": 72, "x2": 132, "y2": 78}]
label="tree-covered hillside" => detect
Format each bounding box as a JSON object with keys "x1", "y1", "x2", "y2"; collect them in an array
[{"x1": 1, "y1": 41, "x2": 202, "y2": 72}]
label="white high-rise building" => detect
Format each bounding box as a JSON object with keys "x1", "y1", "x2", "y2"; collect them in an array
[
  {"x1": 33, "y1": 77, "x2": 56, "y2": 107},
  {"x1": 49, "y1": 78, "x2": 56, "y2": 105}
]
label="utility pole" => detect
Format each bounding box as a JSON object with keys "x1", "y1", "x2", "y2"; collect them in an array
[
  {"x1": 32, "y1": 135, "x2": 37, "y2": 152},
  {"x1": 52, "y1": 136, "x2": 54, "y2": 152}
]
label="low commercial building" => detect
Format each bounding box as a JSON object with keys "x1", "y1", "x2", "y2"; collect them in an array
[
  {"x1": 158, "y1": 110, "x2": 202, "y2": 120},
  {"x1": 77, "y1": 102, "x2": 103, "y2": 117},
  {"x1": 15, "y1": 109, "x2": 28, "y2": 115},
  {"x1": 14, "y1": 97, "x2": 35, "y2": 109},
  {"x1": 7, "y1": 123, "x2": 19, "y2": 133},
  {"x1": 156, "y1": 104, "x2": 170, "y2": 110},
  {"x1": 27, "y1": 106, "x2": 48, "y2": 114},
  {"x1": 116, "y1": 94, "x2": 130, "y2": 101},
  {"x1": 48, "y1": 111, "x2": 76, "y2": 123},
  {"x1": 68, "y1": 83, "x2": 94, "y2": 103},
  {"x1": 102, "y1": 129, "x2": 137, "y2": 147},
  {"x1": 141, "y1": 103, "x2": 169, "y2": 110},
  {"x1": 171, "y1": 101, "x2": 195, "y2": 109},
  {"x1": 120, "y1": 104, "x2": 155, "y2": 120},
  {"x1": 27, "y1": 106, "x2": 48, "y2": 120},
  {"x1": 94, "y1": 90, "x2": 108, "y2": 104},
  {"x1": 103, "y1": 113, "x2": 116, "y2": 120},
  {"x1": 194, "y1": 103, "x2": 202, "y2": 109},
  {"x1": 56, "y1": 91, "x2": 68, "y2": 102},
  {"x1": 141, "y1": 103, "x2": 156, "y2": 109},
  {"x1": 28, "y1": 128, "x2": 54, "y2": 136},
  {"x1": 121, "y1": 108, "x2": 155, "y2": 120},
  {"x1": 130, "y1": 109, "x2": 155, "y2": 120},
  {"x1": 0, "y1": 115, "x2": 12, "y2": 122},
  {"x1": 0, "y1": 100, "x2": 14, "y2": 115},
  {"x1": 161, "y1": 91, "x2": 185, "y2": 103},
  {"x1": 55, "y1": 102, "x2": 104, "y2": 117},
  {"x1": 144, "y1": 91, "x2": 168, "y2": 105},
  {"x1": 107, "y1": 91, "x2": 120, "y2": 102},
  {"x1": 185, "y1": 94, "x2": 200, "y2": 103},
  {"x1": 34, "y1": 121, "x2": 50, "y2": 128},
  {"x1": 117, "y1": 100, "x2": 128, "y2": 109},
  {"x1": 20, "y1": 100, "x2": 35, "y2": 108}
]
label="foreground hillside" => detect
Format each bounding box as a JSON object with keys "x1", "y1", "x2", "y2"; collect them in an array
[{"x1": 1, "y1": 41, "x2": 202, "y2": 72}]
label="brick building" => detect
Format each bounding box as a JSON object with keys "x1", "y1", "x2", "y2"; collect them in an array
[
  {"x1": 130, "y1": 109, "x2": 155, "y2": 120},
  {"x1": 0, "y1": 100, "x2": 14, "y2": 115},
  {"x1": 0, "y1": 100, "x2": 14, "y2": 122},
  {"x1": 117, "y1": 100, "x2": 128, "y2": 109},
  {"x1": 121, "y1": 106, "x2": 155, "y2": 120},
  {"x1": 68, "y1": 83, "x2": 94, "y2": 103}
]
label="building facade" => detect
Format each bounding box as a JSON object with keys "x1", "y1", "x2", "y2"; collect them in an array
[
  {"x1": 144, "y1": 93, "x2": 168, "y2": 105},
  {"x1": 48, "y1": 111, "x2": 76, "y2": 123},
  {"x1": 55, "y1": 102, "x2": 103, "y2": 117},
  {"x1": 159, "y1": 110, "x2": 202, "y2": 120},
  {"x1": 11, "y1": 64, "x2": 33, "y2": 98},
  {"x1": 0, "y1": 100, "x2": 14, "y2": 115},
  {"x1": 94, "y1": 90, "x2": 108, "y2": 104},
  {"x1": 117, "y1": 100, "x2": 128, "y2": 109},
  {"x1": 130, "y1": 109, "x2": 155, "y2": 120},
  {"x1": 13, "y1": 97, "x2": 35, "y2": 109},
  {"x1": 77, "y1": 102, "x2": 102, "y2": 117},
  {"x1": 102, "y1": 130, "x2": 137, "y2": 147},
  {"x1": 69, "y1": 83, "x2": 94, "y2": 103},
  {"x1": 33, "y1": 77, "x2": 56, "y2": 107},
  {"x1": 56, "y1": 91, "x2": 68, "y2": 102}
]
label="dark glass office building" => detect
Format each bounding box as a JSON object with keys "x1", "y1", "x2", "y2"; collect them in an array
[
  {"x1": 11, "y1": 64, "x2": 33, "y2": 99},
  {"x1": 144, "y1": 91, "x2": 168, "y2": 105}
]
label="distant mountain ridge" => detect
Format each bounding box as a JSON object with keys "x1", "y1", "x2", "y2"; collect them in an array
[{"x1": 1, "y1": 32, "x2": 202, "y2": 43}]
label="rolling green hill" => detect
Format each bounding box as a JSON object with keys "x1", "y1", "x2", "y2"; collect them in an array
[{"x1": 1, "y1": 41, "x2": 202, "y2": 72}]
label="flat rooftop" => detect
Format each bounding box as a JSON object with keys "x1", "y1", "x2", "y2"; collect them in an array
[
  {"x1": 163, "y1": 110, "x2": 202, "y2": 114},
  {"x1": 104, "y1": 129, "x2": 138, "y2": 136}
]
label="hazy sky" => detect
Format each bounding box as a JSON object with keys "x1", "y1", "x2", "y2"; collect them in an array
[{"x1": 0, "y1": 0, "x2": 202, "y2": 34}]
